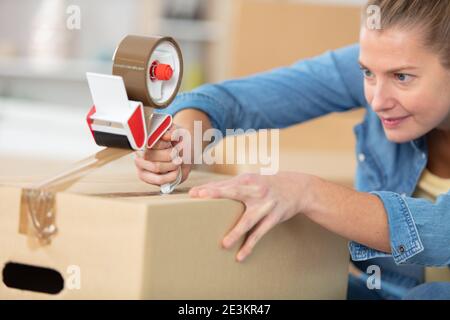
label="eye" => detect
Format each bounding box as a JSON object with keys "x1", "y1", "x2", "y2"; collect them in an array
[
  {"x1": 361, "y1": 67, "x2": 375, "y2": 79},
  {"x1": 394, "y1": 73, "x2": 414, "y2": 83}
]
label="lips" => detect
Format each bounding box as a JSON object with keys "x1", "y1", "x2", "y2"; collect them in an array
[{"x1": 380, "y1": 115, "x2": 411, "y2": 128}]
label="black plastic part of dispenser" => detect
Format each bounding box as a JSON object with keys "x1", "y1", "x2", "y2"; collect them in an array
[{"x1": 93, "y1": 131, "x2": 132, "y2": 149}]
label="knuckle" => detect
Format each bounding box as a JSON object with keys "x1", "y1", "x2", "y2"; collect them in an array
[
  {"x1": 240, "y1": 173, "x2": 257, "y2": 184},
  {"x1": 153, "y1": 162, "x2": 162, "y2": 173}
]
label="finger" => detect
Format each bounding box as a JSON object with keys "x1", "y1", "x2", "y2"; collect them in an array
[
  {"x1": 188, "y1": 179, "x2": 234, "y2": 197},
  {"x1": 161, "y1": 124, "x2": 178, "y2": 142},
  {"x1": 222, "y1": 199, "x2": 276, "y2": 250},
  {"x1": 191, "y1": 183, "x2": 239, "y2": 199},
  {"x1": 195, "y1": 184, "x2": 264, "y2": 201},
  {"x1": 170, "y1": 125, "x2": 185, "y2": 144},
  {"x1": 172, "y1": 134, "x2": 183, "y2": 147},
  {"x1": 150, "y1": 139, "x2": 173, "y2": 150},
  {"x1": 137, "y1": 168, "x2": 180, "y2": 186},
  {"x1": 144, "y1": 147, "x2": 178, "y2": 162},
  {"x1": 197, "y1": 173, "x2": 257, "y2": 190},
  {"x1": 134, "y1": 157, "x2": 179, "y2": 174},
  {"x1": 235, "y1": 213, "x2": 280, "y2": 262}
]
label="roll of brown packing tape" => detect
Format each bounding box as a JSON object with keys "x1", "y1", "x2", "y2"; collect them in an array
[{"x1": 112, "y1": 35, "x2": 183, "y2": 108}]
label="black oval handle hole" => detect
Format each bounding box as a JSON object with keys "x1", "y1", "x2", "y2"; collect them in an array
[{"x1": 2, "y1": 262, "x2": 64, "y2": 294}]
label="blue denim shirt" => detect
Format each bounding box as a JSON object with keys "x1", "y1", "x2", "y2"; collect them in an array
[{"x1": 162, "y1": 44, "x2": 450, "y2": 267}]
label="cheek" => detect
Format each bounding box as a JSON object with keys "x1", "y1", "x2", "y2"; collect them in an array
[
  {"x1": 414, "y1": 77, "x2": 450, "y2": 120},
  {"x1": 397, "y1": 93, "x2": 424, "y2": 114},
  {"x1": 409, "y1": 89, "x2": 449, "y2": 118},
  {"x1": 401, "y1": 93, "x2": 450, "y2": 134},
  {"x1": 364, "y1": 83, "x2": 374, "y2": 104}
]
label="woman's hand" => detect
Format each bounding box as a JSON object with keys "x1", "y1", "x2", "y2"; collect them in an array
[
  {"x1": 189, "y1": 172, "x2": 314, "y2": 262},
  {"x1": 135, "y1": 124, "x2": 192, "y2": 186}
]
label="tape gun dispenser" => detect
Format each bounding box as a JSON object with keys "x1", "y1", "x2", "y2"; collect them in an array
[{"x1": 86, "y1": 35, "x2": 184, "y2": 194}]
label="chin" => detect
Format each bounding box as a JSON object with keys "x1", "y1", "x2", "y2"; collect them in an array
[{"x1": 383, "y1": 128, "x2": 420, "y2": 144}]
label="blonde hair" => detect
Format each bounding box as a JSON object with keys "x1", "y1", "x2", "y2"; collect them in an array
[{"x1": 363, "y1": 0, "x2": 450, "y2": 69}]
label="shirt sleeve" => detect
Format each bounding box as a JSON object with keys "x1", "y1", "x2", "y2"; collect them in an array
[
  {"x1": 161, "y1": 43, "x2": 365, "y2": 136},
  {"x1": 349, "y1": 191, "x2": 450, "y2": 266}
]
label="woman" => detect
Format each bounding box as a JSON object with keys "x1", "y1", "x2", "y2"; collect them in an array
[{"x1": 135, "y1": 0, "x2": 450, "y2": 299}]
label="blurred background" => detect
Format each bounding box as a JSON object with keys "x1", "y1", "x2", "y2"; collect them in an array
[{"x1": 0, "y1": 0, "x2": 366, "y2": 184}]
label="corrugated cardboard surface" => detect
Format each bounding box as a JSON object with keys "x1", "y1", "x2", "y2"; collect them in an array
[{"x1": 0, "y1": 155, "x2": 349, "y2": 299}]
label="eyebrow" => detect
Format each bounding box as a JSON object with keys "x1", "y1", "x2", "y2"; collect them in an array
[{"x1": 359, "y1": 61, "x2": 419, "y2": 73}]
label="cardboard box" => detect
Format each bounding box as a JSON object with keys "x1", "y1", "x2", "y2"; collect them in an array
[
  {"x1": 226, "y1": 0, "x2": 362, "y2": 78},
  {"x1": 0, "y1": 155, "x2": 349, "y2": 299}
]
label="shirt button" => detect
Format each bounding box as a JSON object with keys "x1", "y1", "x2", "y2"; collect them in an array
[
  {"x1": 401, "y1": 193, "x2": 407, "y2": 198},
  {"x1": 358, "y1": 153, "x2": 366, "y2": 162},
  {"x1": 399, "y1": 245, "x2": 406, "y2": 253},
  {"x1": 421, "y1": 153, "x2": 426, "y2": 159}
]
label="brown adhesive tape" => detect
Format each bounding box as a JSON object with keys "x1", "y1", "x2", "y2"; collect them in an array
[
  {"x1": 112, "y1": 35, "x2": 183, "y2": 108},
  {"x1": 18, "y1": 148, "x2": 130, "y2": 243}
]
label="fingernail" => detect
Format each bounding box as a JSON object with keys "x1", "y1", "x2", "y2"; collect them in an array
[
  {"x1": 236, "y1": 252, "x2": 245, "y2": 262},
  {"x1": 222, "y1": 236, "x2": 231, "y2": 248}
]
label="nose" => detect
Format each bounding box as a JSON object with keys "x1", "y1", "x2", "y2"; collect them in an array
[{"x1": 369, "y1": 81, "x2": 396, "y2": 113}]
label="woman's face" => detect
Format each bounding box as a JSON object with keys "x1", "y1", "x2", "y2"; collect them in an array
[{"x1": 359, "y1": 26, "x2": 450, "y2": 143}]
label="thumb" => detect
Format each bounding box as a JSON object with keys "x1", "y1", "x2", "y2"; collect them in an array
[{"x1": 160, "y1": 124, "x2": 178, "y2": 142}]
